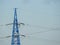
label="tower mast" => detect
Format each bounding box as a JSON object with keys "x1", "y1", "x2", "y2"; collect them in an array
[{"x1": 11, "y1": 8, "x2": 20, "y2": 45}]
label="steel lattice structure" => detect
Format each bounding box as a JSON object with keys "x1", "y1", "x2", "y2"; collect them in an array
[{"x1": 11, "y1": 8, "x2": 20, "y2": 45}]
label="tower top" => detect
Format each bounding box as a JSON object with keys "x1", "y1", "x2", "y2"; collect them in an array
[{"x1": 11, "y1": 8, "x2": 20, "y2": 45}]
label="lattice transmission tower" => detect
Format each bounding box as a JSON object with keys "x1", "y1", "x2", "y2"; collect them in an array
[{"x1": 11, "y1": 8, "x2": 20, "y2": 45}]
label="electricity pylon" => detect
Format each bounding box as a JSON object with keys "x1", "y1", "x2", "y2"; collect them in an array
[{"x1": 11, "y1": 8, "x2": 20, "y2": 45}]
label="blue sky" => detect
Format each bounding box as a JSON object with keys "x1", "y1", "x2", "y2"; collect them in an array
[{"x1": 0, "y1": 0, "x2": 60, "y2": 45}]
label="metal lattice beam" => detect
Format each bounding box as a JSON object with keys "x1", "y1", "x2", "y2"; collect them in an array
[{"x1": 11, "y1": 8, "x2": 20, "y2": 45}]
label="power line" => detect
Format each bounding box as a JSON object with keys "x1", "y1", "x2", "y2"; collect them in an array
[
  {"x1": 0, "y1": 23, "x2": 60, "y2": 30},
  {"x1": 0, "y1": 28, "x2": 59, "y2": 39}
]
